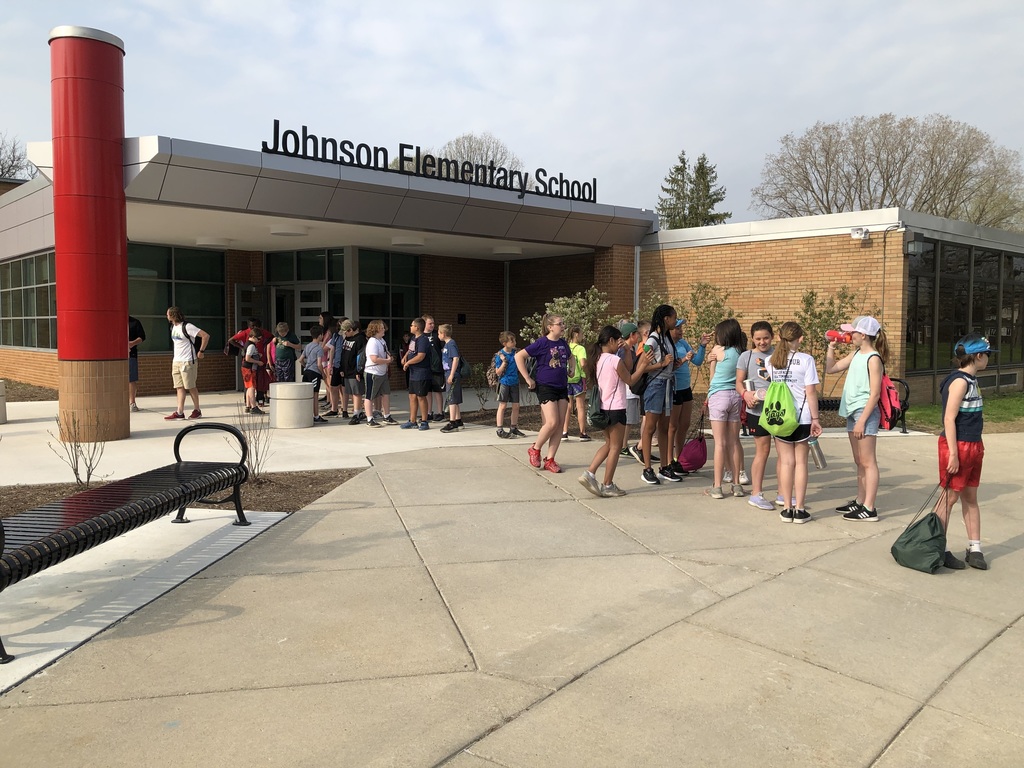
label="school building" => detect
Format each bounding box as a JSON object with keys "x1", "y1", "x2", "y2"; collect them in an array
[{"x1": 2, "y1": 26, "x2": 1023, "y2": 440}]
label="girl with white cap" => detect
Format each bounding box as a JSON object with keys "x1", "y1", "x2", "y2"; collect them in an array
[{"x1": 825, "y1": 315, "x2": 889, "y2": 522}]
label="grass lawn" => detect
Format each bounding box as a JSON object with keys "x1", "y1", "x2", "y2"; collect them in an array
[{"x1": 905, "y1": 390, "x2": 1024, "y2": 433}]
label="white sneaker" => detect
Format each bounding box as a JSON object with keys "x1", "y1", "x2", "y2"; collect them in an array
[
  {"x1": 748, "y1": 494, "x2": 774, "y2": 510},
  {"x1": 739, "y1": 470, "x2": 750, "y2": 485},
  {"x1": 723, "y1": 470, "x2": 732, "y2": 483}
]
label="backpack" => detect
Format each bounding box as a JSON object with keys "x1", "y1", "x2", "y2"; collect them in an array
[
  {"x1": 457, "y1": 355, "x2": 470, "y2": 379},
  {"x1": 486, "y1": 354, "x2": 501, "y2": 389},
  {"x1": 586, "y1": 358, "x2": 609, "y2": 431},
  {"x1": 877, "y1": 359, "x2": 903, "y2": 431},
  {"x1": 758, "y1": 358, "x2": 800, "y2": 437},
  {"x1": 428, "y1": 339, "x2": 444, "y2": 373}
]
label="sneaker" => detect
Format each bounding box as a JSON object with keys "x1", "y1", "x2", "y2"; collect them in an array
[
  {"x1": 792, "y1": 508, "x2": 811, "y2": 524},
  {"x1": 313, "y1": 415, "x2": 328, "y2": 423},
  {"x1": 658, "y1": 466, "x2": 683, "y2": 483},
  {"x1": 382, "y1": 415, "x2": 398, "y2": 425},
  {"x1": 418, "y1": 421, "x2": 430, "y2": 431},
  {"x1": 748, "y1": 494, "x2": 775, "y2": 510},
  {"x1": 399, "y1": 420, "x2": 418, "y2": 429},
  {"x1": 601, "y1": 483, "x2": 628, "y2": 497},
  {"x1": 776, "y1": 496, "x2": 797, "y2": 508},
  {"x1": 440, "y1": 421, "x2": 459, "y2": 433},
  {"x1": 373, "y1": 410, "x2": 383, "y2": 420},
  {"x1": 433, "y1": 413, "x2": 445, "y2": 422},
  {"x1": 578, "y1": 471, "x2": 602, "y2": 497},
  {"x1": 723, "y1": 470, "x2": 732, "y2": 483},
  {"x1": 843, "y1": 506, "x2": 878, "y2": 522},
  {"x1": 738, "y1": 470, "x2": 750, "y2": 485},
  {"x1": 249, "y1": 407, "x2": 265, "y2": 415},
  {"x1": 562, "y1": 432, "x2": 570, "y2": 440},
  {"x1": 579, "y1": 433, "x2": 592, "y2": 442},
  {"x1": 543, "y1": 457, "x2": 562, "y2": 473},
  {"x1": 779, "y1": 507, "x2": 794, "y2": 523},
  {"x1": 325, "y1": 410, "x2": 339, "y2": 417},
  {"x1": 497, "y1": 429, "x2": 512, "y2": 439},
  {"x1": 341, "y1": 411, "x2": 350, "y2": 419},
  {"x1": 528, "y1": 446, "x2": 542, "y2": 468},
  {"x1": 244, "y1": 406, "x2": 253, "y2": 413},
  {"x1": 620, "y1": 447, "x2": 632, "y2": 458},
  {"x1": 642, "y1": 467, "x2": 660, "y2": 485},
  {"x1": 835, "y1": 499, "x2": 860, "y2": 513},
  {"x1": 965, "y1": 550, "x2": 989, "y2": 570},
  {"x1": 510, "y1": 427, "x2": 526, "y2": 438},
  {"x1": 628, "y1": 444, "x2": 645, "y2": 464},
  {"x1": 943, "y1": 550, "x2": 967, "y2": 570},
  {"x1": 708, "y1": 486, "x2": 725, "y2": 499},
  {"x1": 188, "y1": 409, "x2": 202, "y2": 419},
  {"x1": 732, "y1": 484, "x2": 746, "y2": 498},
  {"x1": 367, "y1": 418, "x2": 383, "y2": 428},
  {"x1": 669, "y1": 461, "x2": 689, "y2": 476},
  {"x1": 349, "y1": 414, "x2": 362, "y2": 425},
  {"x1": 355, "y1": 412, "x2": 367, "y2": 423},
  {"x1": 130, "y1": 402, "x2": 140, "y2": 412},
  {"x1": 164, "y1": 411, "x2": 185, "y2": 420}
]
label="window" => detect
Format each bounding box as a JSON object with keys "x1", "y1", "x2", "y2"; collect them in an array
[
  {"x1": 905, "y1": 241, "x2": 935, "y2": 372},
  {"x1": 358, "y1": 249, "x2": 419, "y2": 352},
  {"x1": 266, "y1": 249, "x2": 345, "y2": 317},
  {"x1": 128, "y1": 244, "x2": 226, "y2": 352},
  {"x1": 0, "y1": 252, "x2": 56, "y2": 349}
]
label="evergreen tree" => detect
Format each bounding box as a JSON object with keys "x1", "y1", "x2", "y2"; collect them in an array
[{"x1": 656, "y1": 150, "x2": 731, "y2": 229}]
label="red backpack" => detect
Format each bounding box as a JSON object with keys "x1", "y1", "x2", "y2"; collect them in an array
[{"x1": 876, "y1": 358, "x2": 902, "y2": 430}]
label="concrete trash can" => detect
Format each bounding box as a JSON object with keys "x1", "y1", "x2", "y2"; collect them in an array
[{"x1": 269, "y1": 381, "x2": 313, "y2": 429}]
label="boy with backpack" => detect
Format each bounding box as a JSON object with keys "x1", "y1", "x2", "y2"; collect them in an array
[
  {"x1": 438, "y1": 323, "x2": 464, "y2": 433},
  {"x1": 494, "y1": 331, "x2": 524, "y2": 438}
]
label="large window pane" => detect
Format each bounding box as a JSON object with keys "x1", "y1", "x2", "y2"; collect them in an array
[
  {"x1": 0, "y1": 263, "x2": 9, "y2": 290},
  {"x1": 266, "y1": 252, "x2": 295, "y2": 283},
  {"x1": 138, "y1": 316, "x2": 171, "y2": 353},
  {"x1": 128, "y1": 243, "x2": 172, "y2": 279},
  {"x1": 35, "y1": 253, "x2": 49, "y2": 282},
  {"x1": 36, "y1": 318, "x2": 51, "y2": 348},
  {"x1": 327, "y1": 249, "x2": 346, "y2": 281},
  {"x1": 327, "y1": 286, "x2": 345, "y2": 318},
  {"x1": 975, "y1": 249, "x2": 1000, "y2": 281},
  {"x1": 359, "y1": 250, "x2": 388, "y2": 283},
  {"x1": 906, "y1": 276, "x2": 933, "y2": 372},
  {"x1": 297, "y1": 250, "x2": 326, "y2": 281},
  {"x1": 391, "y1": 285, "x2": 418, "y2": 318},
  {"x1": 360, "y1": 283, "x2": 388, "y2": 317},
  {"x1": 175, "y1": 283, "x2": 225, "y2": 316},
  {"x1": 128, "y1": 279, "x2": 172, "y2": 315},
  {"x1": 175, "y1": 248, "x2": 225, "y2": 282},
  {"x1": 189, "y1": 317, "x2": 224, "y2": 351},
  {"x1": 391, "y1": 252, "x2": 418, "y2": 285}
]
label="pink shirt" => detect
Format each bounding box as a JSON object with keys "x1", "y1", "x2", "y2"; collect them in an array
[{"x1": 597, "y1": 352, "x2": 626, "y2": 410}]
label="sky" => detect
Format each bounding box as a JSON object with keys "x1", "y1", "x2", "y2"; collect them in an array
[{"x1": 2, "y1": 0, "x2": 1023, "y2": 222}]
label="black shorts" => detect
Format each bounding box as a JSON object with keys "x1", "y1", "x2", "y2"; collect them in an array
[
  {"x1": 536, "y1": 384, "x2": 568, "y2": 404},
  {"x1": 301, "y1": 369, "x2": 322, "y2": 393},
  {"x1": 673, "y1": 387, "x2": 693, "y2": 406},
  {"x1": 409, "y1": 378, "x2": 431, "y2": 397},
  {"x1": 602, "y1": 408, "x2": 628, "y2": 426},
  {"x1": 774, "y1": 423, "x2": 812, "y2": 444},
  {"x1": 749, "y1": 418, "x2": 772, "y2": 438},
  {"x1": 330, "y1": 367, "x2": 343, "y2": 387},
  {"x1": 430, "y1": 373, "x2": 444, "y2": 393}
]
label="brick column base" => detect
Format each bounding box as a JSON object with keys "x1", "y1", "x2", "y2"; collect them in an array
[{"x1": 58, "y1": 360, "x2": 130, "y2": 441}]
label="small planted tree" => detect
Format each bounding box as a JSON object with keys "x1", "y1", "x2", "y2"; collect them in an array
[
  {"x1": 47, "y1": 414, "x2": 110, "y2": 488},
  {"x1": 794, "y1": 285, "x2": 862, "y2": 384},
  {"x1": 519, "y1": 286, "x2": 612, "y2": 345}
]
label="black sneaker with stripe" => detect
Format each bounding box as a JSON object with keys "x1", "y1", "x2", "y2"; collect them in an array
[
  {"x1": 842, "y1": 505, "x2": 878, "y2": 522},
  {"x1": 835, "y1": 499, "x2": 860, "y2": 513}
]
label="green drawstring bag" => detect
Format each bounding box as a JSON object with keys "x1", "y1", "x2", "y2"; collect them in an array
[
  {"x1": 758, "y1": 357, "x2": 800, "y2": 437},
  {"x1": 891, "y1": 484, "x2": 948, "y2": 574}
]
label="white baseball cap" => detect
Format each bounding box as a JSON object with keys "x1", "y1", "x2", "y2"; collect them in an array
[{"x1": 840, "y1": 316, "x2": 881, "y2": 336}]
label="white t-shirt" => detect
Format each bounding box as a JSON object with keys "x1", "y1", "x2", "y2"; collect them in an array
[
  {"x1": 170, "y1": 322, "x2": 203, "y2": 363},
  {"x1": 765, "y1": 351, "x2": 819, "y2": 425},
  {"x1": 365, "y1": 336, "x2": 389, "y2": 377}
]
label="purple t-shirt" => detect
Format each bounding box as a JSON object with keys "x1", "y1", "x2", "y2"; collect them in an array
[{"x1": 525, "y1": 336, "x2": 571, "y2": 388}]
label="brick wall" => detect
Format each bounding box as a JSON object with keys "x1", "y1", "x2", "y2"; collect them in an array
[
  {"x1": 641, "y1": 234, "x2": 908, "y2": 392},
  {"x1": 593, "y1": 244, "x2": 636, "y2": 318},
  {"x1": 508, "y1": 253, "x2": 595, "y2": 340},
  {"x1": 0, "y1": 348, "x2": 59, "y2": 388}
]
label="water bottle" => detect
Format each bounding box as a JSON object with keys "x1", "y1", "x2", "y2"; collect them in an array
[
  {"x1": 808, "y1": 437, "x2": 827, "y2": 469},
  {"x1": 825, "y1": 330, "x2": 852, "y2": 344}
]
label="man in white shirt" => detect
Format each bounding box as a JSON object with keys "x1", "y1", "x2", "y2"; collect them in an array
[{"x1": 164, "y1": 306, "x2": 210, "y2": 420}]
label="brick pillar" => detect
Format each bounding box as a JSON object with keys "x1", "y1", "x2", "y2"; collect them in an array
[
  {"x1": 593, "y1": 244, "x2": 636, "y2": 318},
  {"x1": 49, "y1": 26, "x2": 129, "y2": 441}
]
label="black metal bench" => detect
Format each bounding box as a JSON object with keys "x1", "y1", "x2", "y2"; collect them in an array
[
  {"x1": 818, "y1": 377, "x2": 911, "y2": 434},
  {"x1": 0, "y1": 422, "x2": 250, "y2": 664}
]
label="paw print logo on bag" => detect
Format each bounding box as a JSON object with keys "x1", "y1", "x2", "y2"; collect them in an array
[
  {"x1": 764, "y1": 400, "x2": 786, "y2": 427},
  {"x1": 757, "y1": 381, "x2": 799, "y2": 437}
]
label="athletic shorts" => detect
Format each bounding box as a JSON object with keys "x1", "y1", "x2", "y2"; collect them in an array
[
  {"x1": 748, "y1": 417, "x2": 772, "y2": 438},
  {"x1": 602, "y1": 408, "x2": 627, "y2": 426},
  {"x1": 128, "y1": 356, "x2": 139, "y2": 383},
  {"x1": 643, "y1": 377, "x2": 673, "y2": 415},
  {"x1": 673, "y1": 386, "x2": 693, "y2": 406},
  {"x1": 330, "y1": 367, "x2": 343, "y2": 388},
  {"x1": 626, "y1": 398, "x2": 641, "y2": 425},
  {"x1": 775, "y1": 423, "x2": 812, "y2": 444},
  {"x1": 444, "y1": 375, "x2": 463, "y2": 406},
  {"x1": 938, "y1": 438, "x2": 984, "y2": 491},
  {"x1": 344, "y1": 377, "x2": 364, "y2": 396},
  {"x1": 301, "y1": 368, "x2": 322, "y2": 393},
  {"x1": 409, "y1": 378, "x2": 431, "y2": 397},
  {"x1": 430, "y1": 373, "x2": 444, "y2": 393},
  {"x1": 846, "y1": 406, "x2": 880, "y2": 436},
  {"x1": 536, "y1": 384, "x2": 568, "y2": 404},
  {"x1": 241, "y1": 366, "x2": 257, "y2": 389},
  {"x1": 171, "y1": 360, "x2": 198, "y2": 390},
  {"x1": 707, "y1": 389, "x2": 742, "y2": 422},
  {"x1": 567, "y1": 380, "x2": 585, "y2": 398},
  {"x1": 498, "y1": 383, "x2": 520, "y2": 403}
]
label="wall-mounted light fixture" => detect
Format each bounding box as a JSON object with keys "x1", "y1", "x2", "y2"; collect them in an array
[{"x1": 905, "y1": 232, "x2": 926, "y2": 256}]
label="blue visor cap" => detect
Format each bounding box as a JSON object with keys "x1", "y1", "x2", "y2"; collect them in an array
[{"x1": 958, "y1": 336, "x2": 997, "y2": 354}]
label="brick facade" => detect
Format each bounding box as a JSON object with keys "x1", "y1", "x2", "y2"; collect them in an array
[
  {"x1": 593, "y1": 244, "x2": 636, "y2": 318},
  {"x1": 508, "y1": 253, "x2": 595, "y2": 339}
]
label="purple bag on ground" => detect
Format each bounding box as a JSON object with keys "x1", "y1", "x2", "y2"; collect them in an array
[{"x1": 678, "y1": 404, "x2": 708, "y2": 472}]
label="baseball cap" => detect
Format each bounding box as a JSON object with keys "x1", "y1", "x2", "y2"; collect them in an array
[
  {"x1": 619, "y1": 322, "x2": 638, "y2": 336},
  {"x1": 956, "y1": 334, "x2": 997, "y2": 355},
  {"x1": 840, "y1": 316, "x2": 881, "y2": 336},
  {"x1": 675, "y1": 318, "x2": 687, "y2": 327}
]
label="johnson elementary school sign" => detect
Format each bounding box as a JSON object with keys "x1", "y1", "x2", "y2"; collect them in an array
[{"x1": 261, "y1": 119, "x2": 598, "y2": 203}]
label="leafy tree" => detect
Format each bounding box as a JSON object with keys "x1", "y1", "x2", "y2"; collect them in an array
[
  {"x1": 793, "y1": 286, "x2": 862, "y2": 385},
  {"x1": 751, "y1": 113, "x2": 1024, "y2": 231},
  {"x1": 519, "y1": 287, "x2": 611, "y2": 345},
  {"x1": 0, "y1": 132, "x2": 33, "y2": 179},
  {"x1": 657, "y1": 150, "x2": 731, "y2": 229}
]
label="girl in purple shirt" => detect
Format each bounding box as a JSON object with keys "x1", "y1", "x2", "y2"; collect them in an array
[{"x1": 516, "y1": 313, "x2": 572, "y2": 474}]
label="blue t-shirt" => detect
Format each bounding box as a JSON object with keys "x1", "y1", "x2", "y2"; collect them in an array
[
  {"x1": 707, "y1": 346, "x2": 741, "y2": 396},
  {"x1": 407, "y1": 334, "x2": 433, "y2": 381},
  {"x1": 673, "y1": 338, "x2": 706, "y2": 391},
  {"x1": 302, "y1": 341, "x2": 324, "y2": 374},
  {"x1": 495, "y1": 349, "x2": 518, "y2": 386},
  {"x1": 442, "y1": 339, "x2": 461, "y2": 372}
]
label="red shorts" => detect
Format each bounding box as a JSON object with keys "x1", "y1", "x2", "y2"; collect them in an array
[
  {"x1": 938, "y1": 437, "x2": 984, "y2": 492},
  {"x1": 242, "y1": 366, "x2": 257, "y2": 389}
]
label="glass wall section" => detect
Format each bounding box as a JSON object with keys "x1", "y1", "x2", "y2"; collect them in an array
[
  {"x1": 1004, "y1": 255, "x2": 1024, "y2": 365},
  {"x1": 973, "y1": 249, "x2": 1001, "y2": 344},
  {"x1": 936, "y1": 244, "x2": 970, "y2": 365},
  {"x1": 358, "y1": 249, "x2": 419, "y2": 352},
  {"x1": 905, "y1": 241, "x2": 936, "y2": 372},
  {"x1": 128, "y1": 244, "x2": 226, "y2": 352},
  {"x1": 0, "y1": 251, "x2": 56, "y2": 349},
  {"x1": 266, "y1": 249, "x2": 345, "y2": 317}
]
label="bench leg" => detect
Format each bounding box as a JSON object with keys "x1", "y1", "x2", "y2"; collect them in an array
[
  {"x1": 172, "y1": 504, "x2": 191, "y2": 524},
  {"x1": 0, "y1": 636, "x2": 13, "y2": 664},
  {"x1": 231, "y1": 483, "x2": 251, "y2": 526}
]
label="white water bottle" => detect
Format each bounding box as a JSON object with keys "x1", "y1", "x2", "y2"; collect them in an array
[{"x1": 807, "y1": 437, "x2": 826, "y2": 469}]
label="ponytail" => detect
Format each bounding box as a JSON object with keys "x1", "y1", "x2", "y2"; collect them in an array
[
  {"x1": 771, "y1": 321, "x2": 804, "y2": 370},
  {"x1": 871, "y1": 328, "x2": 890, "y2": 366}
]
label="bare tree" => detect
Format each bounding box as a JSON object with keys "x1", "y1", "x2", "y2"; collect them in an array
[
  {"x1": 392, "y1": 131, "x2": 529, "y2": 182},
  {"x1": 0, "y1": 132, "x2": 33, "y2": 179},
  {"x1": 751, "y1": 114, "x2": 1024, "y2": 231}
]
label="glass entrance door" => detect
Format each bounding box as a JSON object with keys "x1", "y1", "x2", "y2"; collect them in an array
[{"x1": 272, "y1": 283, "x2": 326, "y2": 338}]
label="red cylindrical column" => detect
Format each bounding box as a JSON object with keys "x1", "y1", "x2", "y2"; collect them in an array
[{"x1": 50, "y1": 26, "x2": 129, "y2": 441}]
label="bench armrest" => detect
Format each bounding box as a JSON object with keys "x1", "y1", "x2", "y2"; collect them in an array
[{"x1": 173, "y1": 422, "x2": 249, "y2": 468}]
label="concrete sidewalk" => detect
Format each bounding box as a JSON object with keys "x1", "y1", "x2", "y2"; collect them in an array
[{"x1": 1, "y1": 397, "x2": 1022, "y2": 766}]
